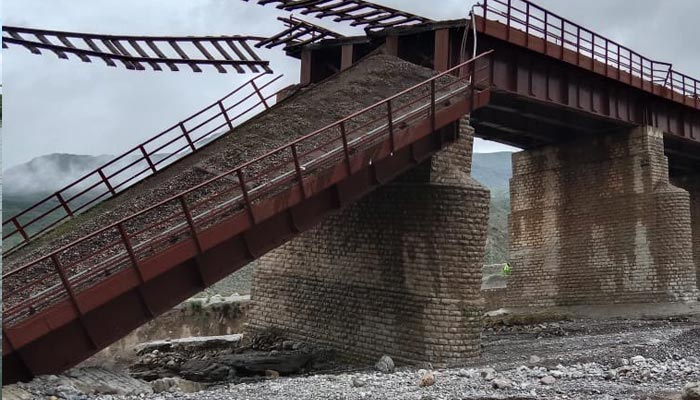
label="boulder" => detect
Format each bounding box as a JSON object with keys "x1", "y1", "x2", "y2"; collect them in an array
[
  {"x1": 419, "y1": 372, "x2": 436, "y2": 387},
  {"x1": 375, "y1": 355, "x2": 395, "y2": 374},
  {"x1": 683, "y1": 382, "x2": 700, "y2": 400}
]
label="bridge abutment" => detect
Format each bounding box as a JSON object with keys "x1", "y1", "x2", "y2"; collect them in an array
[
  {"x1": 248, "y1": 119, "x2": 490, "y2": 367},
  {"x1": 508, "y1": 126, "x2": 698, "y2": 308}
]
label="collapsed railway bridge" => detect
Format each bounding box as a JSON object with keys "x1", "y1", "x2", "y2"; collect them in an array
[{"x1": 3, "y1": 0, "x2": 699, "y2": 384}]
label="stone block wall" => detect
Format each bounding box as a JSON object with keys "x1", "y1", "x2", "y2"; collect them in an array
[
  {"x1": 508, "y1": 126, "x2": 698, "y2": 307},
  {"x1": 249, "y1": 120, "x2": 490, "y2": 367},
  {"x1": 671, "y1": 174, "x2": 700, "y2": 288}
]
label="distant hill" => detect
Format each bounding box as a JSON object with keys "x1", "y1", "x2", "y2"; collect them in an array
[
  {"x1": 472, "y1": 152, "x2": 512, "y2": 195},
  {"x1": 4, "y1": 153, "x2": 115, "y2": 197},
  {"x1": 471, "y1": 152, "x2": 513, "y2": 263},
  {"x1": 3, "y1": 151, "x2": 515, "y2": 263}
]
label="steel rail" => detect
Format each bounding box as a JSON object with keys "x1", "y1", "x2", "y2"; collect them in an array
[
  {"x1": 242, "y1": 0, "x2": 431, "y2": 31},
  {"x1": 2, "y1": 26, "x2": 273, "y2": 73},
  {"x1": 257, "y1": 16, "x2": 344, "y2": 50}
]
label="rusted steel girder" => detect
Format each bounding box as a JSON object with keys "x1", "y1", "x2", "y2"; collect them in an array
[
  {"x1": 242, "y1": 0, "x2": 431, "y2": 31},
  {"x1": 257, "y1": 16, "x2": 344, "y2": 50},
  {"x1": 2, "y1": 26, "x2": 273, "y2": 73},
  {"x1": 2, "y1": 52, "x2": 494, "y2": 384}
]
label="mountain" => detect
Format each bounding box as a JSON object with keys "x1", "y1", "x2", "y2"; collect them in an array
[
  {"x1": 472, "y1": 152, "x2": 513, "y2": 264},
  {"x1": 4, "y1": 153, "x2": 115, "y2": 197},
  {"x1": 2, "y1": 151, "x2": 515, "y2": 262}
]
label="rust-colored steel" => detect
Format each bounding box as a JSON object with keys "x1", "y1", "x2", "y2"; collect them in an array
[
  {"x1": 2, "y1": 73, "x2": 284, "y2": 253},
  {"x1": 258, "y1": 16, "x2": 344, "y2": 50},
  {"x1": 471, "y1": 0, "x2": 700, "y2": 155},
  {"x1": 2, "y1": 52, "x2": 494, "y2": 384},
  {"x1": 242, "y1": 0, "x2": 431, "y2": 31},
  {"x1": 476, "y1": 0, "x2": 700, "y2": 111},
  {"x1": 2, "y1": 26, "x2": 273, "y2": 73}
]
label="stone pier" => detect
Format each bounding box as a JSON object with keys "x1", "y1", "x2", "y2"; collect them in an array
[
  {"x1": 671, "y1": 173, "x2": 700, "y2": 287},
  {"x1": 508, "y1": 126, "x2": 698, "y2": 308},
  {"x1": 248, "y1": 119, "x2": 490, "y2": 367}
]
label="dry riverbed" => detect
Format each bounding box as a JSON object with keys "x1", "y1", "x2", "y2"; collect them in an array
[{"x1": 5, "y1": 317, "x2": 700, "y2": 400}]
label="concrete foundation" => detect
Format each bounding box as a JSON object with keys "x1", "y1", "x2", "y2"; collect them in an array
[
  {"x1": 508, "y1": 126, "x2": 698, "y2": 307},
  {"x1": 248, "y1": 119, "x2": 490, "y2": 367}
]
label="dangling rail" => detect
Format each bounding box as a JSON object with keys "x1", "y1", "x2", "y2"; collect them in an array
[{"x1": 2, "y1": 26, "x2": 273, "y2": 74}]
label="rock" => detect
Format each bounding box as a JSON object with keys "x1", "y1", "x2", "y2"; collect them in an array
[
  {"x1": 265, "y1": 370, "x2": 280, "y2": 379},
  {"x1": 375, "y1": 355, "x2": 395, "y2": 374},
  {"x1": 458, "y1": 368, "x2": 476, "y2": 378},
  {"x1": 683, "y1": 382, "x2": 700, "y2": 400},
  {"x1": 529, "y1": 355, "x2": 541, "y2": 364},
  {"x1": 419, "y1": 372, "x2": 435, "y2": 387},
  {"x1": 492, "y1": 377, "x2": 513, "y2": 389},
  {"x1": 605, "y1": 369, "x2": 618, "y2": 380},
  {"x1": 480, "y1": 368, "x2": 496, "y2": 381},
  {"x1": 179, "y1": 360, "x2": 234, "y2": 382},
  {"x1": 550, "y1": 370, "x2": 563, "y2": 379},
  {"x1": 151, "y1": 377, "x2": 203, "y2": 393},
  {"x1": 630, "y1": 355, "x2": 646, "y2": 365},
  {"x1": 352, "y1": 377, "x2": 367, "y2": 388},
  {"x1": 540, "y1": 375, "x2": 556, "y2": 385}
]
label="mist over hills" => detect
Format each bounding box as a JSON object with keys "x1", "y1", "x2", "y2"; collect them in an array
[{"x1": 2, "y1": 151, "x2": 514, "y2": 262}]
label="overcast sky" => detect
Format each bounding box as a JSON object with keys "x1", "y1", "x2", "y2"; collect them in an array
[{"x1": 3, "y1": 0, "x2": 700, "y2": 169}]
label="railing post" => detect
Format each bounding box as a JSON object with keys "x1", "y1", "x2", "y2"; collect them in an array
[
  {"x1": 251, "y1": 80, "x2": 269, "y2": 110},
  {"x1": 98, "y1": 168, "x2": 116, "y2": 195},
  {"x1": 544, "y1": 12, "x2": 548, "y2": 54},
  {"x1": 56, "y1": 192, "x2": 73, "y2": 217},
  {"x1": 180, "y1": 123, "x2": 196, "y2": 151},
  {"x1": 430, "y1": 80, "x2": 437, "y2": 134},
  {"x1": 139, "y1": 145, "x2": 157, "y2": 173},
  {"x1": 218, "y1": 100, "x2": 234, "y2": 131},
  {"x1": 51, "y1": 254, "x2": 82, "y2": 316},
  {"x1": 576, "y1": 26, "x2": 581, "y2": 65},
  {"x1": 236, "y1": 169, "x2": 256, "y2": 225},
  {"x1": 290, "y1": 144, "x2": 307, "y2": 199},
  {"x1": 340, "y1": 122, "x2": 352, "y2": 176},
  {"x1": 560, "y1": 19, "x2": 565, "y2": 59},
  {"x1": 117, "y1": 223, "x2": 147, "y2": 279},
  {"x1": 525, "y1": 2, "x2": 530, "y2": 47},
  {"x1": 506, "y1": 0, "x2": 511, "y2": 41},
  {"x1": 387, "y1": 100, "x2": 395, "y2": 154},
  {"x1": 482, "y1": 0, "x2": 488, "y2": 31},
  {"x1": 178, "y1": 196, "x2": 203, "y2": 253},
  {"x1": 11, "y1": 217, "x2": 29, "y2": 241}
]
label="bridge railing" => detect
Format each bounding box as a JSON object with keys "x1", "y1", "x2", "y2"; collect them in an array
[
  {"x1": 479, "y1": 0, "x2": 700, "y2": 109},
  {"x1": 2, "y1": 73, "x2": 284, "y2": 252},
  {"x1": 2, "y1": 51, "x2": 494, "y2": 328}
]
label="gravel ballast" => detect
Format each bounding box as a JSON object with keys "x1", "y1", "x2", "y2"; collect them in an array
[{"x1": 3, "y1": 53, "x2": 458, "y2": 305}]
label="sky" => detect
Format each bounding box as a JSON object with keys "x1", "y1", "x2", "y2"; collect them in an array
[{"x1": 3, "y1": 0, "x2": 700, "y2": 169}]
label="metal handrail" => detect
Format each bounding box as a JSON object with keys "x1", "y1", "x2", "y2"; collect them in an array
[
  {"x1": 2, "y1": 51, "x2": 494, "y2": 327},
  {"x1": 2, "y1": 73, "x2": 284, "y2": 251},
  {"x1": 479, "y1": 0, "x2": 700, "y2": 109}
]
